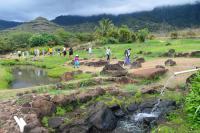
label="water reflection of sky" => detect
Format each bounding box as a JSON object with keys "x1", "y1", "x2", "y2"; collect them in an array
[{"x1": 11, "y1": 66, "x2": 59, "y2": 89}]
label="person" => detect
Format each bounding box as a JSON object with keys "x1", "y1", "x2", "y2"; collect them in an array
[
  {"x1": 88, "y1": 47, "x2": 92, "y2": 56},
  {"x1": 48, "y1": 48, "x2": 53, "y2": 55},
  {"x1": 123, "y1": 48, "x2": 131, "y2": 66},
  {"x1": 74, "y1": 55, "x2": 80, "y2": 68},
  {"x1": 17, "y1": 51, "x2": 22, "y2": 58},
  {"x1": 106, "y1": 47, "x2": 111, "y2": 62},
  {"x1": 63, "y1": 47, "x2": 67, "y2": 57},
  {"x1": 36, "y1": 49, "x2": 40, "y2": 57},
  {"x1": 42, "y1": 49, "x2": 45, "y2": 56},
  {"x1": 57, "y1": 48, "x2": 61, "y2": 56},
  {"x1": 69, "y1": 47, "x2": 73, "y2": 58}
]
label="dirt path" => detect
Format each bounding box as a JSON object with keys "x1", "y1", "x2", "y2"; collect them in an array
[{"x1": 77, "y1": 57, "x2": 200, "y2": 87}]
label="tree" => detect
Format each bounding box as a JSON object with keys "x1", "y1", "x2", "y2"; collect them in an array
[
  {"x1": 54, "y1": 28, "x2": 72, "y2": 45},
  {"x1": 29, "y1": 33, "x2": 59, "y2": 47},
  {"x1": 9, "y1": 32, "x2": 32, "y2": 48},
  {"x1": 95, "y1": 18, "x2": 114, "y2": 38},
  {"x1": 170, "y1": 32, "x2": 178, "y2": 39},
  {"x1": 118, "y1": 25, "x2": 132, "y2": 43},
  {"x1": 137, "y1": 28, "x2": 149, "y2": 42}
]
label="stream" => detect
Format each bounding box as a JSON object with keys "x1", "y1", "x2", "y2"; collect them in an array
[{"x1": 10, "y1": 66, "x2": 59, "y2": 89}]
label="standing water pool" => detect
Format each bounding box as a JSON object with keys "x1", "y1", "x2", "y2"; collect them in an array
[{"x1": 10, "y1": 66, "x2": 59, "y2": 89}]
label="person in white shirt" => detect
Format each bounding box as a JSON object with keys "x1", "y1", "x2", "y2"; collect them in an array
[
  {"x1": 106, "y1": 47, "x2": 111, "y2": 62},
  {"x1": 88, "y1": 47, "x2": 92, "y2": 56}
]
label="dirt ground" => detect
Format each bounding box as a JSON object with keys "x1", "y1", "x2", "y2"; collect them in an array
[{"x1": 78, "y1": 57, "x2": 200, "y2": 87}]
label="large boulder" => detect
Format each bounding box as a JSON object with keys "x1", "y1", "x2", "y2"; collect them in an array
[
  {"x1": 165, "y1": 59, "x2": 176, "y2": 66},
  {"x1": 32, "y1": 99, "x2": 56, "y2": 117},
  {"x1": 132, "y1": 68, "x2": 167, "y2": 79},
  {"x1": 101, "y1": 64, "x2": 128, "y2": 77},
  {"x1": 87, "y1": 102, "x2": 117, "y2": 131}
]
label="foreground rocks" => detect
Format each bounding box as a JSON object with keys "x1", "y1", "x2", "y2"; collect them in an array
[
  {"x1": 84, "y1": 60, "x2": 108, "y2": 67},
  {"x1": 61, "y1": 70, "x2": 83, "y2": 81}
]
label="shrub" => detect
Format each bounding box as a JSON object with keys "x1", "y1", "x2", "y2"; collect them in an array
[
  {"x1": 185, "y1": 71, "x2": 200, "y2": 126},
  {"x1": 170, "y1": 32, "x2": 178, "y2": 39}
]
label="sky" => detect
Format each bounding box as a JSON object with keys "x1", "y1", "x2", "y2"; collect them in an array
[{"x1": 0, "y1": 0, "x2": 197, "y2": 22}]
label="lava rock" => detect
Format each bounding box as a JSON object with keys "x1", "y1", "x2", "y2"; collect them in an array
[
  {"x1": 32, "y1": 99, "x2": 56, "y2": 117},
  {"x1": 48, "y1": 117, "x2": 64, "y2": 129},
  {"x1": 165, "y1": 59, "x2": 176, "y2": 66},
  {"x1": 127, "y1": 103, "x2": 138, "y2": 112},
  {"x1": 136, "y1": 58, "x2": 145, "y2": 63},
  {"x1": 101, "y1": 64, "x2": 128, "y2": 77},
  {"x1": 87, "y1": 102, "x2": 117, "y2": 131},
  {"x1": 131, "y1": 61, "x2": 142, "y2": 69}
]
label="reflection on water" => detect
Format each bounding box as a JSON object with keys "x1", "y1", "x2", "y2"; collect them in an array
[{"x1": 11, "y1": 66, "x2": 59, "y2": 89}]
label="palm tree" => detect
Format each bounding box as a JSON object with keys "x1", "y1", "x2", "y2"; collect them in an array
[{"x1": 95, "y1": 18, "x2": 114, "y2": 37}]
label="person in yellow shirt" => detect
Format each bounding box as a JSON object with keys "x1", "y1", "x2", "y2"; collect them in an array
[{"x1": 48, "y1": 48, "x2": 53, "y2": 55}]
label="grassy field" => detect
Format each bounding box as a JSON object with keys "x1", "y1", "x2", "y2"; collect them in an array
[{"x1": 0, "y1": 38, "x2": 199, "y2": 88}]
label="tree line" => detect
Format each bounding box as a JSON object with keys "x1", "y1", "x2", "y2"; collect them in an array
[{"x1": 0, "y1": 18, "x2": 150, "y2": 53}]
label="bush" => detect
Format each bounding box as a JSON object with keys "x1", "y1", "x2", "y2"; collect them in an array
[
  {"x1": 170, "y1": 32, "x2": 178, "y2": 39},
  {"x1": 185, "y1": 71, "x2": 200, "y2": 126}
]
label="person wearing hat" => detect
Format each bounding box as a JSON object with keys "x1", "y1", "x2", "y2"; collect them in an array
[{"x1": 74, "y1": 55, "x2": 80, "y2": 68}]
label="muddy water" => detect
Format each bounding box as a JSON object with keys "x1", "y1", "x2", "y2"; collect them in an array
[{"x1": 10, "y1": 66, "x2": 59, "y2": 89}]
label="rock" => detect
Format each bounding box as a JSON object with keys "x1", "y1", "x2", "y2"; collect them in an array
[
  {"x1": 87, "y1": 102, "x2": 117, "y2": 131},
  {"x1": 155, "y1": 65, "x2": 165, "y2": 69},
  {"x1": 132, "y1": 68, "x2": 167, "y2": 79},
  {"x1": 32, "y1": 99, "x2": 56, "y2": 117},
  {"x1": 61, "y1": 72, "x2": 74, "y2": 81},
  {"x1": 27, "y1": 127, "x2": 48, "y2": 133},
  {"x1": 118, "y1": 61, "x2": 124, "y2": 66},
  {"x1": 84, "y1": 60, "x2": 108, "y2": 67},
  {"x1": 127, "y1": 103, "x2": 138, "y2": 112},
  {"x1": 163, "y1": 49, "x2": 176, "y2": 57},
  {"x1": 76, "y1": 88, "x2": 105, "y2": 103},
  {"x1": 24, "y1": 120, "x2": 41, "y2": 133},
  {"x1": 52, "y1": 94, "x2": 66, "y2": 105},
  {"x1": 165, "y1": 59, "x2": 176, "y2": 66},
  {"x1": 190, "y1": 51, "x2": 200, "y2": 57},
  {"x1": 101, "y1": 64, "x2": 128, "y2": 77},
  {"x1": 59, "y1": 124, "x2": 88, "y2": 133},
  {"x1": 48, "y1": 117, "x2": 64, "y2": 129},
  {"x1": 0, "y1": 112, "x2": 10, "y2": 121},
  {"x1": 186, "y1": 73, "x2": 197, "y2": 85},
  {"x1": 117, "y1": 76, "x2": 135, "y2": 84},
  {"x1": 131, "y1": 61, "x2": 142, "y2": 69},
  {"x1": 114, "y1": 109, "x2": 125, "y2": 118},
  {"x1": 139, "y1": 100, "x2": 157, "y2": 113},
  {"x1": 141, "y1": 85, "x2": 163, "y2": 94},
  {"x1": 20, "y1": 107, "x2": 37, "y2": 114},
  {"x1": 55, "y1": 83, "x2": 65, "y2": 90},
  {"x1": 136, "y1": 58, "x2": 145, "y2": 63},
  {"x1": 175, "y1": 52, "x2": 190, "y2": 57}
]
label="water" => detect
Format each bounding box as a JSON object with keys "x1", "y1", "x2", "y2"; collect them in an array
[{"x1": 10, "y1": 66, "x2": 59, "y2": 89}]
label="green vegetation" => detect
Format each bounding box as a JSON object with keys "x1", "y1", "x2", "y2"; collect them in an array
[
  {"x1": 0, "y1": 66, "x2": 13, "y2": 89},
  {"x1": 185, "y1": 71, "x2": 200, "y2": 127}
]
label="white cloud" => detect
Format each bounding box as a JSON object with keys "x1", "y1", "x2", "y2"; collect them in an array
[{"x1": 0, "y1": 0, "x2": 196, "y2": 21}]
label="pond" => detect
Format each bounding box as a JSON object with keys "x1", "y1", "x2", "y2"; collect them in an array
[{"x1": 10, "y1": 66, "x2": 59, "y2": 89}]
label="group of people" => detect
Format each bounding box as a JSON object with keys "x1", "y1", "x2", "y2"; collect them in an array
[
  {"x1": 105, "y1": 47, "x2": 132, "y2": 66},
  {"x1": 14, "y1": 46, "x2": 132, "y2": 69}
]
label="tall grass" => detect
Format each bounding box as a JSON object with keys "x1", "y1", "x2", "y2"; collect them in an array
[{"x1": 0, "y1": 66, "x2": 13, "y2": 89}]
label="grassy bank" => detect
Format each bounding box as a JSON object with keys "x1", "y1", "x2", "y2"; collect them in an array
[{"x1": 0, "y1": 66, "x2": 13, "y2": 89}]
